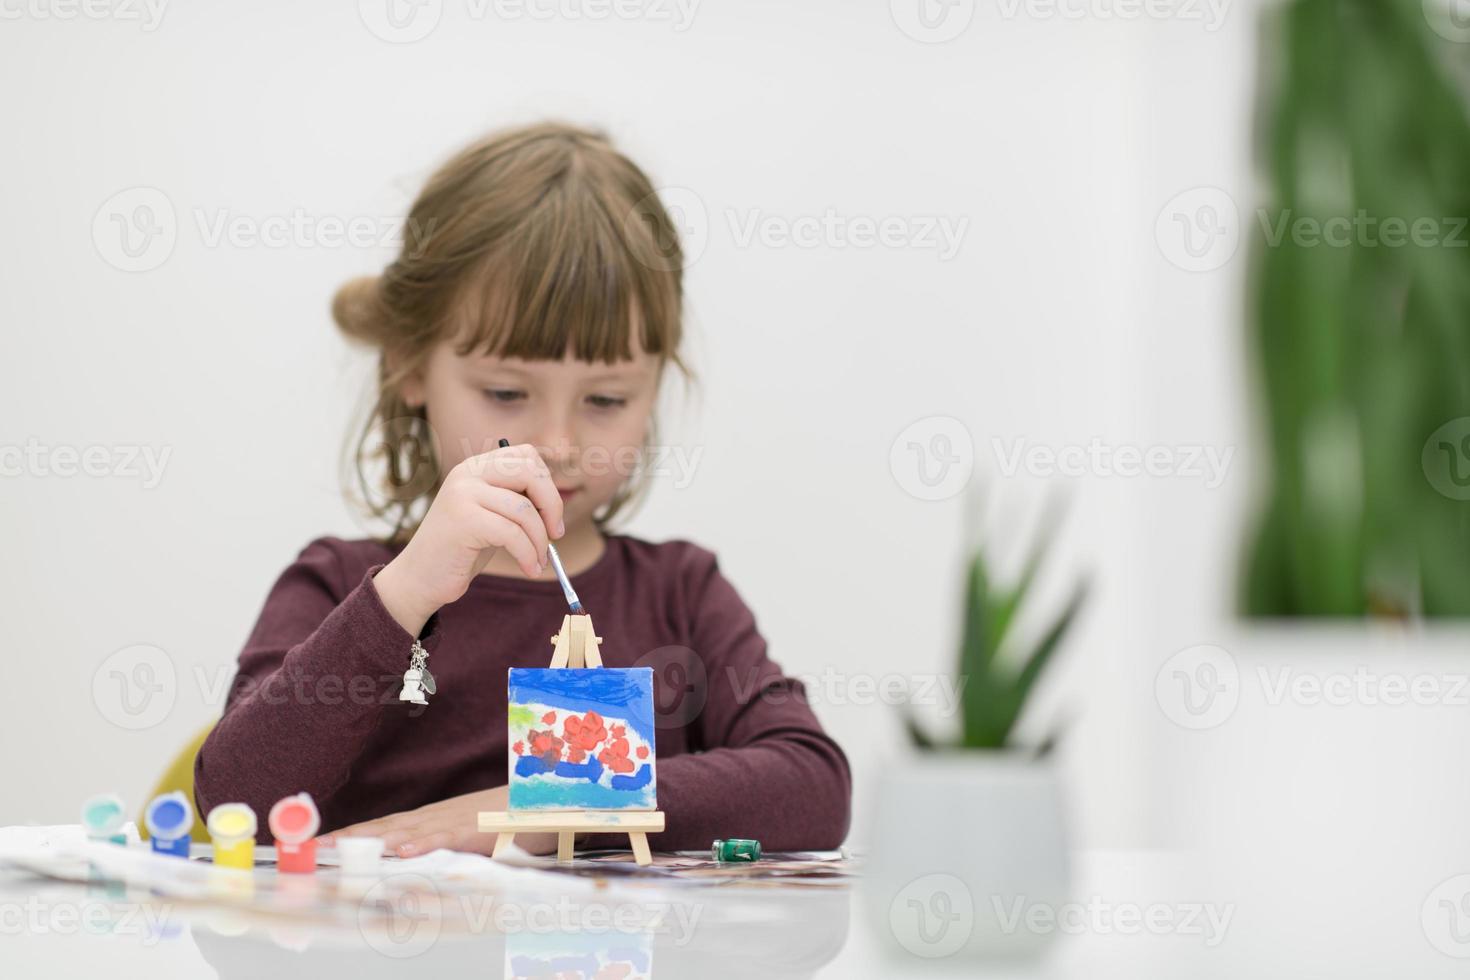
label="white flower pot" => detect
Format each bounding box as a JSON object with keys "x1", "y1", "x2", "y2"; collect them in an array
[{"x1": 865, "y1": 753, "x2": 1071, "y2": 963}]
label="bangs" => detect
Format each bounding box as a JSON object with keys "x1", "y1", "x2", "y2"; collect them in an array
[{"x1": 448, "y1": 171, "x2": 681, "y2": 367}]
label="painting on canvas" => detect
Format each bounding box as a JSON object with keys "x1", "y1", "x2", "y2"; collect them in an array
[{"x1": 507, "y1": 667, "x2": 657, "y2": 811}]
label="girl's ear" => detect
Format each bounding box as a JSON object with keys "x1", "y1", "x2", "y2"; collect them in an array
[
  {"x1": 400, "y1": 372, "x2": 425, "y2": 409},
  {"x1": 387, "y1": 347, "x2": 428, "y2": 409}
]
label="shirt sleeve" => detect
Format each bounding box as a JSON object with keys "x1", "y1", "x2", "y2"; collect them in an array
[
  {"x1": 192, "y1": 538, "x2": 441, "y2": 839},
  {"x1": 589, "y1": 548, "x2": 852, "y2": 852}
]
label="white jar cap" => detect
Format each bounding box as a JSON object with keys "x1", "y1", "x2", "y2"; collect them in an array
[{"x1": 206, "y1": 802, "x2": 258, "y2": 843}]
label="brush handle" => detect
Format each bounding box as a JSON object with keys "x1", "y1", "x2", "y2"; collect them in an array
[{"x1": 498, "y1": 438, "x2": 583, "y2": 614}]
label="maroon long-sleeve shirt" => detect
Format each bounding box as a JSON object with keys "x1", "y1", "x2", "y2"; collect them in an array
[{"x1": 193, "y1": 533, "x2": 851, "y2": 851}]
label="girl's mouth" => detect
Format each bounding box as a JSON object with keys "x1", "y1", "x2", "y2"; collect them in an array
[{"x1": 557, "y1": 487, "x2": 581, "y2": 500}]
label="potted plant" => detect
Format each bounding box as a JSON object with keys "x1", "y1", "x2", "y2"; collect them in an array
[
  {"x1": 1151, "y1": 0, "x2": 1470, "y2": 908},
  {"x1": 868, "y1": 519, "x2": 1088, "y2": 962}
]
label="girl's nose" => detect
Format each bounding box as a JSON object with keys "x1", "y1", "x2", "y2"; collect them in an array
[{"x1": 533, "y1": 434, "x2": 579, "y2": 470}]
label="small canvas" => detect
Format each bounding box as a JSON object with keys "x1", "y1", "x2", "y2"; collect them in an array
[{"x1": 507, "y1": 667, "x2": 657, "y2": 811}]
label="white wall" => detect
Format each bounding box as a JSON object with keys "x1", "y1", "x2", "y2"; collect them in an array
[{"x1": 2, "y1": 1, "x2": 1270, "y2": 851}]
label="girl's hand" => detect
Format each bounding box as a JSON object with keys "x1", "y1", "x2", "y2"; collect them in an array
[
  {"x1": 373, "y1": 442, "x2": 565, "y2": 636},
  {"x1": 317, "y1": 785, "x2": 559, "y2": 858}
]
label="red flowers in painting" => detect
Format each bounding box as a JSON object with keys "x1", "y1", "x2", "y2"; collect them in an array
[
  {"x1": 598, "y1": 733, "x2": 635, "y2": 774},
  {"x1": 562, "y1": 710, "x2": 607, "y2": 763},
  {"x1": 526, "y1": 729, "x2": 564, "y2": 767},
  {"x1": 515, "y1": 708, "x2": 645, "y2": 773}
]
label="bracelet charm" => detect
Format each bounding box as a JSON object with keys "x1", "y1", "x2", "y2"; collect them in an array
[{"x1": 398, "y1": 639, "x2": 434, "y2": 705}]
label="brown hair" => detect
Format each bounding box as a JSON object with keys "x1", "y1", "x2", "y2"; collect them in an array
[{"x1": 333, "y1": 122, "x2": 691, "y2": 545}]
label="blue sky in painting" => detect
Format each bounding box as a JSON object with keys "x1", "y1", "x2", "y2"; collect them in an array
[{"x1": 507, "y1": 667, "x2": 656, "y2": 744}]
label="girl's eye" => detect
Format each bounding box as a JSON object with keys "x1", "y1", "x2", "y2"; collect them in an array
[
  {"x1": 586, "y1": 395, "x2": 627, "y2": 410},
  {"x1": 484, "y1": 389, "x2": 526, "y2": 403}
]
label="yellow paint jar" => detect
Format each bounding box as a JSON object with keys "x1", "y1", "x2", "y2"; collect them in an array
[{"x1": 205, "y1": 803, "x2": 257, "y2": 870}]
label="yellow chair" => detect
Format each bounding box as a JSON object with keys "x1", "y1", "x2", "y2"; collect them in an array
[{"x1": 139, "y1": 724, "x2": 215, "y2": 843}]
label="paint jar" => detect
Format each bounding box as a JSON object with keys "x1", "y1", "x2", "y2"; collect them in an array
[
  {"x1": 711, "y1": 838, "x2": 762, "y2": 863},
  {"x1": 80, "y1": 793, "x2": 128, "y2": 845},
  {"x1": 269, "y1": 792, "x2": 320, "y2": 874},
  {"x1": 206, "y1": 803, "x2": 258, "y2": 870},
  {"x1": 334, "y1": 837, "x2": 384, "y2": 877},
  {"x1": 144, "y1": 791, "x2": 194, "y2": 858}
]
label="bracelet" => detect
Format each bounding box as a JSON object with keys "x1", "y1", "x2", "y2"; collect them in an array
[{"x1": 398, "y1": 639, "x2": 436, "y2": 706}]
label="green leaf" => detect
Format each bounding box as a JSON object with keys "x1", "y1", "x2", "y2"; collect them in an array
[
  {"x1": 900, "y1": 706, "x2": 943, "y2": 751},
  {"x1": 958, "y1": 552, "x2": 997, "y2": 746},
  {"x1": 1013, "y1": 581, "x2": 1090, "y2": 713}
]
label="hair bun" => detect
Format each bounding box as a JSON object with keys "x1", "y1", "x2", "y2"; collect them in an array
[{"x1": 332, "y1": 275, "x2": 390, "y2": 346}]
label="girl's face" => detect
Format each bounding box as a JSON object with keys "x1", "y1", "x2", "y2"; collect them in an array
[{"x1": 403, "y1": 340, "x2": 661, "y2": 532}]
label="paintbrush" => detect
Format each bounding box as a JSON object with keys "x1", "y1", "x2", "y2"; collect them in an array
[{"x1": 498, "y1": 438, "x2": 585, "y2": 615}]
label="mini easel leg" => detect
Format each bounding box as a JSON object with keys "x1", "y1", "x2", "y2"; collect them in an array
[
  {"x1": 492, "y1": 832, "x2": 515, "y2": 858},
  {"x1": 628, "y1": 832, "x2": 652, "y2": 866},
  {"x1": 557, "y1": 832, "x2": 575, "y2": 863}
]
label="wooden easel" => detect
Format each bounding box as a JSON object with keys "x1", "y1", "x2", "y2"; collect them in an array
[{"x1": 479, "y1": 613, "x2": 665, "y2": 866}]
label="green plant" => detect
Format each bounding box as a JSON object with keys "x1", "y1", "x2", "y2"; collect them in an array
[
  {"x1": 1242, "y1": 0, "x2": 1470, "y2": 617},
  {"x1": 905, "y1": 525, "x2": 1088, "y2": 753}
]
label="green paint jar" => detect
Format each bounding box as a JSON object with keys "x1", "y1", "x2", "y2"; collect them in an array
[{"x1": 711, "y1": 838, "x2": 761, "y2": 863}]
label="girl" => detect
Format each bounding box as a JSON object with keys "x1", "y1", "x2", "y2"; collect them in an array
[{"x1": 192, "y1": 122, "x2": 851, "y2": 858}]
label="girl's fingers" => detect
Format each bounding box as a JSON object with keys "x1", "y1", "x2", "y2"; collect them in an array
[
  {"x1": 319, "y1": 821, "x2": 377, "y2": 844},
  {"x1": 318, "y1": 822, "x2": 384, "y2": 847},
  {"x1": 462, "y1": 444, "x2": 565, "y2": 541},
  {"x1": 376, "y1": 823, "x2": 433, "y2": 853},
  {"x1": 477, "y1": 484, "x2": 550, "y2": 568},
  {"x1": 320, "y1": 810, "x2": 427, "y2": 847},
  {"x1": 395, "y1": 828, "x2": 481, "y2": 858},
  {"x1": 472, "y1": 510, "x2": 541, "y2": 578}
]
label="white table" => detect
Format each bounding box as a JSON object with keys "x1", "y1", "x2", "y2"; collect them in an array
[{"x1": 5, "y1": 849, "x2": 1464, "y2": 977}]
